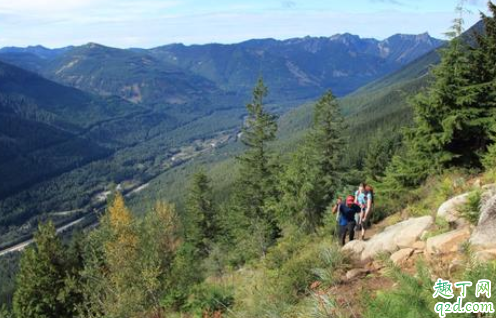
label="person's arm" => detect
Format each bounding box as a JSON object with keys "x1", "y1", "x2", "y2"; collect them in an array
[{"x1": 332, "y1": 200, "x2": 342, "y2": 214}]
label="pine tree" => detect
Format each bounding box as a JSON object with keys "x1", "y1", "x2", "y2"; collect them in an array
[
  {"x1": 308, "y1": 91, "x2": 344, "y2": 206},
  {"x1": 364, "y1": 130, "x2": 401, "y2": 182},
  {"x1": 13, "y1": 222, "x2": 80, "y2": 318},
  {"x1": 234, "y1": 77, "x2": 279, "y2": 256},
  {"x1": 383, "y1": 10, "x2": 480, "y2": 188},
  {"x1": 277, "y1": 91, "x2": 344, "y2": 232},
  {"x1": 184, "y1": 170, "x2": 217, "y2": 256},
  {"x1": 474, "y1": 2, "x2": 496, "y2": 169}
]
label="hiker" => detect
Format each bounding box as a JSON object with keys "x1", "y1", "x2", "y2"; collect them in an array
[
  {"x1": 354, "y1": 183, "x2": 367, "y2": 237},
  {"x1": 360, "y1": 184, "x2": 374, "y2": 240},
  {"x1": 333, "y1": 195, "x2": 361, "y2": 246},
  {"x1": 331, "y1": 197, "x2": 343, "y2": 237}
]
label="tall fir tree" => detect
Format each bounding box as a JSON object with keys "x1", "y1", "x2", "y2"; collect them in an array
[
  {"x1": 475, "y1": 2, "x2": 496, "y2": 168},
  {"x1": 382, "y1": 10, "x2": 478, "y2": 189},
  {"x1": 13, "y1": 222, "x2": 81, "y2": 318},
  {"x1": 184, "y1": 170, "x2": 217, "y2": 256},
  {"x1": 234, "y1": 77, "x2": 279, "y2": 257},
  {"x1": 277, "y1": 91, "x2": 344, "y2": 232}
]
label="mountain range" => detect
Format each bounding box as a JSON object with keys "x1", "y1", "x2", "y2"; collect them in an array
[{"x1": 0, "y1": 31, "x2": 445, "y2": 244}]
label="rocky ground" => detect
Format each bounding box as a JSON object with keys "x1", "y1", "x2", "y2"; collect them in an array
[{"x1": 315, "y1": 181, "x2": 496, "y2": 317}]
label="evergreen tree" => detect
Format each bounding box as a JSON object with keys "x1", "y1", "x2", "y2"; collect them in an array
[
  {"x1": 184, "y1": 170, "x2": 217, "y2": 256},
  {"x1": 234, "y1": 77, "x2": 279, "y2": 256},
  {"x1": 13, "y1": 222, "x2": 80, "y2": 318},
  {"x1": 364, "y1": 130, "x2": 402, "y2": 182},
  {"x1": 383, "y1": 10, "x2": 485, "y2": 188},
  {"x1": 278, "y1": 91, "x2": 344, "y2": 232},
  {"x1": 475, "y1": 2, "x2": 496, "y2": 169}
]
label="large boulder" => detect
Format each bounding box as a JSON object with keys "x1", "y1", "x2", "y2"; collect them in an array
[
  {"x1": 437, "y1": 184, "x2": 496, "y2": 227},
  {"x1": 426, "y1": 227, "x2": 470, "y2": 257},
  {"x1": 474, "y1": 249, "x2": 496, "y2": 262},
  {"x1": 342, "y1": 240, "x2": 367, "y2": 258},
  {"x1": 390, "y1": 248, "x2": 414, "y2": 265},
  {"x1": 437, "y1": 193, "x2": 469, "y2": 225},
  {"x1": 470, "y1": 192, "x2": 496, "y2": 249},
  {"x1": 360, "y1": 216, "x2": 433, "y2": 261}
]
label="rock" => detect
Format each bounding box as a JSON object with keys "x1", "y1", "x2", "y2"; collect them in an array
[
  {"x1": 437, "y1": 192, "x2": 469, "y2": 224},
  {"x1": 470, "y1": 192, "x2": 496, "y2": 249},
  {"x1": 426, "y1": 227, "x2": 471, "y2": 257},
  {"x1": 345, "y1": 268, "x2": 369, "y2": 280},
  {"x1": 474, "y1": 249, "x2": 496, "y2": 262},
  {"x1": 361, "y1": 216, "x2": 433, "y2": 261},
  {"x1": 412, "y1": 241, "x2": 426, "y2": 250},
  {"x1": 390, "y1": 248, "x2": 414, "y2": 265},
  {"x1": 342, "y1": 240, "x2": 367, "y2": 257}
]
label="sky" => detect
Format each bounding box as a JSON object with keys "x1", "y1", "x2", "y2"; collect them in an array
[{"x1": 0, "y1": 0, "x2": 490, "y2": 48}]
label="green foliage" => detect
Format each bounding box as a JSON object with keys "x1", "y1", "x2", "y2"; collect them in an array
[
  {"x1": 13, "y1": 222, "x2": 83, "y2": 318},
  {"x1": 79, "y1": 195, "x2": 182, "y2": 318},
  {"x1": 383, "y1": 8, "x2": 496, "y2": 191},
  {"x1": 232, "y1": 77, "x2": 280, "y2": 257},
  {"x1": 0, "y1": 305, "x2": 13, "y2": 318},
  {"x1": 312, "y1": 244, "x2": 350, "y2": 287},
  {"x1": 459, "y1": 188, "x2": 482, "y2": 225},
  {"x1": 184, "y1": 170, "x2": 217, "y2": 256},
  {"x1": 364, "y1": 255, "x2": 496, "y2": 318},
  {"x1": 277, "y1": 92, "x2": 344, "y2": 232},
  {"x1": 163, "y1": 243, "x2": 204, "y2": 310},
  {"x1": 363, "y1": 261, "x2": 436, "y2": 318},
  {"x1": 364, "y1": 129, "x2": 402, "y2": 183},
  {"x1": 0, "y1": 253, "x2": 19, "y2": 308},
  {"x1": 185, "y1": 283, "x2": 234, "y2": 316}
]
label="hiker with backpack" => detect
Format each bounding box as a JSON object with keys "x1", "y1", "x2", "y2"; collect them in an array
[
  {"x1": 360, "y1": 184, "x2": 374, "y2": 240},
  {"x1": 332, "y1": 195, "x2": 361, "y2": 246},
  {"x1": 354, "y1": 183, "x2": 366, "y2": 228}
]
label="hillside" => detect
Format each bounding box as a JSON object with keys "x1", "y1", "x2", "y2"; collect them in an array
[
  {"x1": 149, "y1": 33, "x2": 443, "y2": 100},
  {"x1": 0, "y1": 60, "x2": 143, "y2": 200},
  {"x1": 0, "y1": 32, "x2": 443, "y2": 108}
]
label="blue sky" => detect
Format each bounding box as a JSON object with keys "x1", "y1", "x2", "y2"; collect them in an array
[{"x1": 0, "y1": 0, "x2": 490, "y2": 48}]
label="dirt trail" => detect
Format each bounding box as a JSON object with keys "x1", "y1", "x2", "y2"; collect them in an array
[{"x1": 322, "y1": 213, "x2": 419, "y2": 317}]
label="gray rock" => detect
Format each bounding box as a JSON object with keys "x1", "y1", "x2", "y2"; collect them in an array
[
  {"x1": 426, "y1": 227, "x2": 470, "y2": 257},
  {"x1": 390, "y1": 248, "x2": 414, "y2": 265},
  {"x1": 474, "y1": 249, "x2": 496, "y2": 262},
  {"x1": 361, "y1": 216, "x2": 433, "y2": 261},
  {"x1": 412, "y1": 241, "x2": 426, "y2": 250},
  {"x1": 437, "y1": 192, "x2": 469, "y2": 224},
  {"x1": 345, "y1": 268, "x2": 369, "y2": 280},
  {"x1": 470, "y1": 192, "x2": 496, "y2": 249},
  {"x1": 342, "y1": 239, "x2": 367, "y2": 257}
]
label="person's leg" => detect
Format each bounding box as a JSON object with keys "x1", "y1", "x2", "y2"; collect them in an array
[
  {"x1": 361, "y1": 211, "x2": 366, "y2": 239},
  {"x1": 348, "y1": 221, "x2": 356, "y2": 242},
  {"x1": 339, "y1": 225, "x2": 347, "y2": 246}
]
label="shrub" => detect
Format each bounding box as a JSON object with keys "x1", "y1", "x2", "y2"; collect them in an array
[
  {"x1": 185, "y1": 283, "x2": 234, "y2": 317},
  {"x1": 312, "y1": 244, "x2": 350, "y2": 287},
  {"x1": 458, "y1": 189, "x2": 482, "y2": 225}
]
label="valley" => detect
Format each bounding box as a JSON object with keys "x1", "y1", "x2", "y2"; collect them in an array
[{"x1": 0, "y1": 31, "x2": 444, "y2": 249}]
